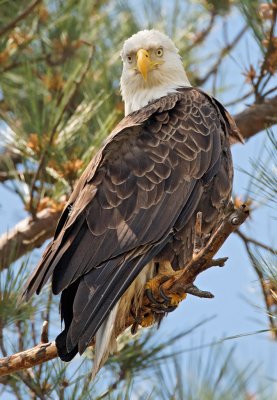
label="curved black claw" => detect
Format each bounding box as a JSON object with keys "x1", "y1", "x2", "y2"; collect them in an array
[
  {"x1": 130, "y1": 307, "x2": 142, "y2": 324},
  {"x1": 150, "y1": 304, "x2": 177, "y2": 314},
  {"x1": 130, "y1": 308, "x2": 141, "y2": 335},
  {"x1": 131, "y1": 322, "x2": 139, "y2": 335},
  {"x1": 163, "y1": 305, "x2": 178, "y2": 313},
  {"x1": 185, "y1": 284, "x2": 214, "y2": 298},
  {"x1": 145, "y1": 288, "x2": 165, "y2": 306},
  {"x1": 159, "y1": 286, "x2": 172, "y2": 303}
]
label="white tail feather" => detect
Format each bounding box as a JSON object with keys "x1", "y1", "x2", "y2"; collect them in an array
[
  {"x1": 91, "y1": 261, "x2": 155, "y2": 378},
  {"x1": 92, "y1": 302, "x2": 119, "y2": 378}
]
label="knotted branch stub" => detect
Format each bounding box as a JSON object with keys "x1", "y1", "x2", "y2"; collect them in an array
[{"x1": 171, "y1": 204, "x2": 249, "y2": 295}]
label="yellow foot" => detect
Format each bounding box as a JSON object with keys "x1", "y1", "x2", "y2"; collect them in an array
[
  {"x1": 168, "y1": 292, "x2": 187, "y2": 306},
  {"x1": 144, "y1": 270, "x2": 187, "y2": 312},
  {"x1": 140, "y1": 313, "x2": 155, "y2": 327}
]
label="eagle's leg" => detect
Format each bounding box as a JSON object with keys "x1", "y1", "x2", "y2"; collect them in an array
[{"x1": 143, "y1": 260, "x2": 215, "y2": 316}]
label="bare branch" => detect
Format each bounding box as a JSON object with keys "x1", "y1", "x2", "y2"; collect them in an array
[
  {"x1": 138, "y1": 205, "x2": 249, "y2": 306},
  {"x1": 0, "y1": 341, "x2": 57, "y2": 377},
  {"x1": 171, "y1": 206, "x2": 249, "y2": 292},
  {"x1": 40, "y1": 321, "x2": 49, "y2": 344},
  {"x1": 234, "y1": 96, "x2": 277, "y2": 140},
  {"x1": 224, "y1": 90, "x2": 253, "y2": 107},
  {"x1": 0, "y1": 208, "x2": 61, "y2": 271}
]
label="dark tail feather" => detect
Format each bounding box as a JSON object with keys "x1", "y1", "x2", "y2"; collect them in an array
[
  {"x1": 65, "y1": 238, "x2": 169, "y2": 355},
  {"x1": 55, "y1": 279, "x2": 80, "y2": 361},
  {"x1": 22, "y1": 215, "x2": 86, "y2": 301},
  {"x1": 56, "y1": 331, "x2": 78, "y2": 362}
]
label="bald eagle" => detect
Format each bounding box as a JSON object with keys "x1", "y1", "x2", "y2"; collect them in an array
[{"x1": 23, "y1": 30, "x2": 241, "y2": 374}]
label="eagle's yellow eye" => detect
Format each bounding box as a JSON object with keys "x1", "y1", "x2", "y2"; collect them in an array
[
  {"x1": 156, "y1": 48, "x2": 163, "y2": 57},
  {"x1": 127, "y1": 55, "x2": 133, "y2": 63}
]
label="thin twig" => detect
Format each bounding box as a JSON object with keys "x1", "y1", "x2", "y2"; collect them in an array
[
  {"x1": 254, "y1": 7, "x2": 277, "y2": 100},
  {"x1": 1, "y1": 56, "x2": 48, "y2": 73},
  {"x1": 236, "y1": 230, "x2": 276, "y2": 255},
  {"x1": 238, "y1": 236, "x2": 277, "y2": 339},
  {"x1": 18, "y1": 370, "x2": 47, "y2": 400},
  {"x1": 16, "y1": 321, "x2": 24, "y2": 352},
  {"x1": 197, "y1": 25, "x2": 248, "y2": 86},
  {"x1": 225, "y1": 90, "x2": 253, "y2": 107},
  {"x1": 0, "y1": 0, "x2": 42, "y2": 38},
  {"x1": 186, "y1": 11, "x2": 216, "y2": 52},
  {"x1": 0, "y1": 321, "x2": 8, "y2": 357},
  {"x1": 262, "y1": 85, "x2": 277, "y2": 98},
  {"x1": 96, "y1": 368, "x2": 126, "y2": 400}
]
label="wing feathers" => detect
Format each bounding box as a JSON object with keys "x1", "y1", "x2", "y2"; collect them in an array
[{"x1": 23, "y1": 87, "x2": 235, "y2": 363}]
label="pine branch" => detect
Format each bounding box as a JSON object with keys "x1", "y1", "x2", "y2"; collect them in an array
[
  {"x1": 28, "y1": 44, "x2": 94, "y2": 217},
  {"x1": 0, "y1": 0, "x2": 42, "y2": 38},
  {"x1": 254, "y1": 6, "x2": 277, "y2": 101},
  {"x1": 236, "y1": 233, "x2": 277, "y2": 340},
  {"x1": 0, "y1": 208, "x2": 61, "y2": 271},
  {"x1": 185, "y1": 11, "x2": 217, "y2": 52},
  {"x1": 0, "y1": 150, "x2": 22, "y2": 183},
  {"x1": 0, "y1": 204, "x2": 249, "y2": 376}
]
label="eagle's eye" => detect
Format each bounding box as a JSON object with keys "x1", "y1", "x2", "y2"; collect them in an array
[
  {"x1": 156, "y1": 48, "x2": 163, "y2": 57},
  {"x1": 127, "y1": 55, "x2": 133, "y2": 63}
]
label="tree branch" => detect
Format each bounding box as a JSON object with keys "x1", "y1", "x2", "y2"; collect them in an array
[
  {"x1": 0, "y1": 341, "x2": 57, "y2": 376},
  {"x1": 186, "y1": 11, "x2": 217, "y2": 52},
  {"x1": 171, "y1": 205, "x2": 249, "y2": 292},
  {"x1": 0, "y1": 208, "x2": 61, "y2": 270},
  {"x1": 0, "y1": 149, "x2": 22, "y2": 183},
  {"x1": 235, "y1": 230, "x2": 276, "y2": 255},
  {"x1": 196, "y1": 25, "x2": 248, "y2": 86},
  {"x1": 234, "y1": 96, "x2": 277, "y2": 140},
  {"x1": 238, "y1": 233, "x2": 277, "y2": 340},
  {"x1": 0, "y1": 0, "x2": 42, "y2": 38},
  {"x1": 28, "y1": 44, "x2": 94, "y2": 218},
  {"x1": 0, "y1": 204, "x2": 249, "y2": 376}
]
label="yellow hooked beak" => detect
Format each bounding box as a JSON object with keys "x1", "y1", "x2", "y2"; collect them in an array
[{"x1": 136, "y1": 49, "x2": 156, "y2": 81}]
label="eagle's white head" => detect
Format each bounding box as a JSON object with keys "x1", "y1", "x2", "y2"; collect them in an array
[{"x1": 120, "y1": 29, "x2": 191, "y2": 115}]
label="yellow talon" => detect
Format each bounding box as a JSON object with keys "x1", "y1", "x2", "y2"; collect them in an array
[
  {"x1": 140, "y1": 313, "x2": 155, "y2": 327},
  {"x1": 145, "y1": 276, "x2": 162, "y2": 292},
  {"x1": 168, "y1": 292, "x2": 187, "y2": 306}
]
